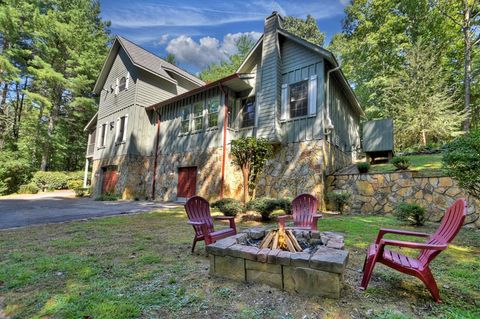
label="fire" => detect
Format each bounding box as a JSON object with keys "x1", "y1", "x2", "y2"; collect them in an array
[
  {"x1": 277, "y1": 229, "x2": 288, "y2": 250},
  {"x1": 259, "y1": 228, "x2": 303, "y2": 252}
]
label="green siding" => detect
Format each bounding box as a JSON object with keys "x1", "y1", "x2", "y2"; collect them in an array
[{"x1": 363, "y1": 119, "x2": 393, "y2": 152}]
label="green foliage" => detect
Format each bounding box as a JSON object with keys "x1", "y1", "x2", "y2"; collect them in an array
[
  {"x1": 95, "y1": 192, "x2": 119, "y2": 201},
  {"x1": 443, "y1": 130, "x2": 480, "y2": 199},
  {"x1": 73, "y1": 187, "x2": 90, "y2": 198},
  {"x1": 283, "y1": 15, "x2": 325, "y2": 46},
  {"x1": 32, "y1": 171, "x2": 69, "y2": 191},
  {"x1": 0, "y1": 151, "x2": 33, "y2": 195},
  {"x1": 67, "y1": 179, "x2": 83, "y2": 190},
  {"x1": 391, "y1": 156, "x2": 411, "y2": 170},
  {"x1": 18, "y1": 183, "x2": 40, "y2": 194},
  {"x1": 246, "y1": 197, "x2": 289, "y2": 221},
  {"x1": 327, "y1": 192, "x2": 351, "y2": 213},
  {"x1": 164, "y1": 53, "x2": 177, "y2": 65},
  {"x1": 211, "y1": 198, "x2": 244, "y2": 217},
  {"x1": 200, "y1": 34, "x2": 255, "y2": 82},
  {"x1": 274, "y1": 197, "x2": 292, "y2": 215},
  {"x1": 231, "y1": 137, "x2": 273, "y2": 203},
  {"x1": 0, "y1": 0, "x2": 110, "y2": 171},
  {"x1": 394, "y1": 202, "x2": 426, "y2": 226},
  {"x1": 356, "y1": 162, "x2": 370, "y2": 173}
]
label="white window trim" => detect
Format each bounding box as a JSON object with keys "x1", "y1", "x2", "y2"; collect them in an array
[
  {"x1": 125, "y1": 72, "x2": 130, "y2": 90},
  {"x1": 115, "y1": 118, "x2": 120, "y2": 142},
  {"x1": 122, "y1": 114, "x2": 128, "y2": 142},
  {"x1": 114, "y1": 78, "x2": 119, "y2": 95},
  {"x1": 280, "y1": 83, "x2": 288, "y2": 121},
  {"x1": 308, "y1": 75, "x2": 317, "y2": 116},
  {"x1": 100, "y1": 122, "x2": 108, "y2": 147}
]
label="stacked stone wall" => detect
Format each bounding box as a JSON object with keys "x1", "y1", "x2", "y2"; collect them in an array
[{"x1": 327, "y1": 171, "x2": 479, "y2": 221}]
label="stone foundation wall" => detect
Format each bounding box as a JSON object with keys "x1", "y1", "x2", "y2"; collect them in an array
[
  {"x1": 92, "y1": 155, "x2": 153, "y2": 200},
  {"x1": 327, "y1": 171, "x2": 479, "y2": 221}
]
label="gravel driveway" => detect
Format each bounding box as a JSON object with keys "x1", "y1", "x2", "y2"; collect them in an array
[{"x1": 0, "y1": 190, "x2": 180, "y2": 229}]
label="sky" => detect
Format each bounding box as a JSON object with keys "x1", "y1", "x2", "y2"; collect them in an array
[{"x1": 99, "y1": 0, "x2": 349, "y2": 74}]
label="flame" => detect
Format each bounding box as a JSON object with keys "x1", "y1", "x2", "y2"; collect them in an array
[{"x1": 277, "y1": 229, "x2": 288, "y2": 250}]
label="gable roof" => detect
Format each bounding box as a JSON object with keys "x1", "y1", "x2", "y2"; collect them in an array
[
  {"x1": 236, "y1": 26, "x2": 364, "y2": 117},
  {"x1": 93, "y1": 36, "x2": 204, "y2": 94}
]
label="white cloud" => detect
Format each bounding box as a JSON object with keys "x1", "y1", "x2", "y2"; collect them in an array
[
  {"x1": 166, "y1": 32, "x2": 262, "y2": 69},
  {"x1": 156, "y1": 34, "x2": 170, "y2": 46}
]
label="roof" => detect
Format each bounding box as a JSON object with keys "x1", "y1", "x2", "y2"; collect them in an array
[
  {"x1": 146, "y1": 73, "x2": 253, "y2": 111},
  {"x1": 84, "y1": 112, "x2": 98, "y2": 132},
  {"x1": 93, "y1": 36, "x2": 204, "y2": 94},
  {"x1": 236, "y1": 26, "x2": 364, "y2": 117}
]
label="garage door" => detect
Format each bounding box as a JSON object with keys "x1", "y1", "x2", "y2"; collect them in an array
[
  {"x1": 102, "y1": 166, "x2": 118, "y2": 194},
  {"x1": 177, "y1": 167, "x2": 197, "y2": 198}
]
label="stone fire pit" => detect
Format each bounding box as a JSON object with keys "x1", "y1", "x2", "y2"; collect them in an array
[{"x1": 206, "y1": 227, "x2": 349, "y2": 298}]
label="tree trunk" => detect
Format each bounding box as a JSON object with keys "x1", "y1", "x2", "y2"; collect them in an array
[
  {"x1": 40, "y1": 107, "x2": 56, "y2": 171},
  {"x1": 241, "y1": 166, "x2": 249, "y2": 203},
  {"x1": 421, "y1": 130, "x2": 427, "y2": 146},
  {"x1": 462, "y1": 0, "x2": 472, "y2": 131}
]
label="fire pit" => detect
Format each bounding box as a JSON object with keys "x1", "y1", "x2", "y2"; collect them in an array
[{"x1": 206, "y1": 227, "x2": 349, "y2": 298}]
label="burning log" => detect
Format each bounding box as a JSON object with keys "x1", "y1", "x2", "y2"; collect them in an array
[{"x1": 259, "y1": 228, "x2": 303, "y2": 252}]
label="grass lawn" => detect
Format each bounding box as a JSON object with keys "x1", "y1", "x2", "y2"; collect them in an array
[
  {"x1": 369, "y1": 154, "x2": 445, "y2": 176},
  {"x1": 0, "y1": 209, "x2": 478, "y2": 319}
]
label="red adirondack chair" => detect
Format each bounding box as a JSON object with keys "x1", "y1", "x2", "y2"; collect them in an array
[
  {"x1": 360, "y1": 199, "x2": 467, "y2": 302},
  {"x1": 278, "y1": 194, "x2": 322, "y2": 231},
  {"x1": 184, "y1": 196, "x2": 237, "y2": 252}
]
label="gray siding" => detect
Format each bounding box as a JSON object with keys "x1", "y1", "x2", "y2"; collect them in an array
[
  {"x1": 135, "y1": 70, "x2": 178, "y2": 107},
  {"x1": 328, "y1": 75, "x2": 361, "y2": 152},
  {"x1": 157, "y1": 87, "x2": 224, "y2": 154},
  {"x1": 279, "y1": 39, "x2": 325, "y2": 143},
  {"x1": 363, "y1": 119, "x2": 394, "y2": 152}
]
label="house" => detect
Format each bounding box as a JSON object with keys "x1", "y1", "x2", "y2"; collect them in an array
[{"x1": 84, "y1": 12, "x2": 363, "y2": 206}]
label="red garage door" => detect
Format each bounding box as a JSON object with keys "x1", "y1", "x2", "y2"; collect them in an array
[
  {"x1": 102, "y1": 166, "x2": 118, "y2": 194},
  {"x1": 177, "y1": 167, "x2": 197, "y2": 198}
]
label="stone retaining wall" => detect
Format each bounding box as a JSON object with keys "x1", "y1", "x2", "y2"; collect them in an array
[{"x1": 327, "y1": 171, "x2": 479, "y2": 221}]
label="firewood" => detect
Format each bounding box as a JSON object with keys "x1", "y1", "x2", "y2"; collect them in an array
[
  {"x1": 260, "y1": 230, "x2": 275, "y2": 249},
  {"x1": 285, "y1": 235, "x2": 296, "y2": 252},
  {"x1": 272, "y1": 231, "x2": 279, "y2": 250},
  {"x1": 286, "y1": 230, "x2": 303, "y2": 252}
]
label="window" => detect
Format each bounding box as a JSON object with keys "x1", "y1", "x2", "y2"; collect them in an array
[
  {"x1": 192, "y1": 101, "x2": 204, "y2": 130},
  {"x1": 119, "y1": 77, "x2": 127, "y2": 91},
  {"x1": 181, "y1": 106, "x2": 190, "y2": 133},
  {"x1": 116, "y1": 115, "x2": 128, "y2": 143},
  {"x1": 100, "y1": 123, "x2": 107, "y2": 147},
  {"x1": 207, "y1": 96, "x2": 220, "y2": 128},
  {"x1": 289, "y1": 80, "x2": 308, "y2": 118},
  {"x1": 241, "y1": 97, "x2": 255, "y2": 128}
]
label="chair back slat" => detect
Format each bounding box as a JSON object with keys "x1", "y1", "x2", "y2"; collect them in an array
[
  {"x1": 185, "y1": 196, "x2": 214, "y2": 236},
  {"x1": 418, "y1": 199, "x2": 467, "y2": 266},
  {"x1": 291, "y1": 194, "x2": 318, "y2": 227}
]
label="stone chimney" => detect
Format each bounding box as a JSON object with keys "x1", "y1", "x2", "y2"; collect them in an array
[{"x1": 256, "y1": 12, "x2": 283, "y2": 142}]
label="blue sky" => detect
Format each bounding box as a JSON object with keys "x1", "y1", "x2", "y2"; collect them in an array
[{"x1": 99, "y1": 0, "x2": 349, "y2": 74}]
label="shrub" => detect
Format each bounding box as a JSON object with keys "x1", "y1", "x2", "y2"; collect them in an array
[
  {"x1": 95, "y1": 192, "x2": 119, "y2": 201},
  {"x1": 327, "y1": 192, "x2": 350, "y2": 213},
  {"x1": 73, "y1": 187, "x2": 90, "y2": 198},
  {"x1": 18, "y1": 183, "x2": 40, "y2": 194},
  {"x1": 0, "y1": 152, "x2": 33, "y2": 195},
  {"x1": 357, "y1": 162, "x2": 370, "y2": 173},
  {"x1": 67, "y1": 179, "x2": 83, "y2": 190},
  {"x1": 32, "y1": 171, "x2": 70, "y2": 191},
  {"x1": 66, "y1": 171, "x2": 85, "y2": 181},
  {"x1": 395, "y1": 202, "x2": 426, "y2": 226},
  {"x1": 211, "y1": 198, "x2": 244, "y2": 217},
  {"x1": 391, "y1": 156, "x2": 411, "y2": 170},
  {"x1": 443, "y1": 129, "x2": 480, "y2": 200},
  {"x1": 246, "y1": 197, "x2": 291, "y2": 221}
]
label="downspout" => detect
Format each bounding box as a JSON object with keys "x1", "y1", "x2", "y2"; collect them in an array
[
  {"x1": 325, "y1": 65, "x2": 341, "y2": 140},
  {"x1": 151, "y1": 111, "x2": 161, "y2": 200},
  {"x1": 219, "y1": 84, "x2": 228, "y2": 199}
]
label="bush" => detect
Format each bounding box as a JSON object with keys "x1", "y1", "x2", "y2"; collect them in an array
[
  {"x1": 357, "y1": 162, "x2": 370, "y2": 173},
  {"x1": 443, "y1": 130, "x2": 480, "y2": 200},
  {"x1": 32, "y1": 171, "x2": 69, "y2": 191},
  {"x1": 0, "y1": 151, "x2": 33, "y2": 195},
  {"x1": 67, "y1": 179, "x2": 83, "y2": 190},
  {"x1": 327, "y1": 192, "x2": 350, "y2": 213},
  {"x1": 395, "y1": 202, "x2": 426, "y2": 226},
  {"x1": 246, "y1": 197, "x2": 291, "y2": 221},
  {"x1": 95, "y1": 192, "x2": 119, "y2": 201},
  {"x1": 74, "y1": 187, "x2": 90, "y2": 197},
  {"x1": 391, "y1": 156, "x2": 411, "y2": 170},
  {"x1": 66, "y1": 171, "x2": 85, "y2": 181},
  {"x1": 18, "y1": 183, "x2": 40, "y2": 194},
  {"x1": 211, "y1": 198, "x2": 244, "y2": 217}
]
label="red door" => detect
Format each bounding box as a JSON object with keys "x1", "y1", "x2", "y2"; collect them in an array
[
  {"x1": 177, "y1": 167, "x2": 197, "y2": 198},
  {"x1": 102, "y1": 166, "x2": 118, "y2": 194}
]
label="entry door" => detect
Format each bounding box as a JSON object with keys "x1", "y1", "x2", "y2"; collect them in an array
[
  {"x1": 102, "y1": 166, "x2": 118, "y2": 194},
  {"x1": 177, "y1": 167, "x2": 197, "y2": 198}
]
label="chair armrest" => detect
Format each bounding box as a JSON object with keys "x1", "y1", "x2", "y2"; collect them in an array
[
  {"x1": 188, "y1": 220, "x2": 210, "y2": 236},
  {"x1": 375, "y1": 228, "x2": 430, "y2": 244},
  {"x1": 380, "y1": 239, "x2": 447, "y2": 251},
  {"x1": 214, "y1": 216, "x2": 236, "y2": 229},
  {"x1": 311, "y1": 214, "x2": 322, "y2": 231},
  {"x1": 188, "y1": 221, "x2": 205, "y2": 225},
  {"x1": 278, "y1": 215, "x2": 292, "y2": 229},
  {"x1": 312, "y1": 213, "x2": 322, "y2": 218}
]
